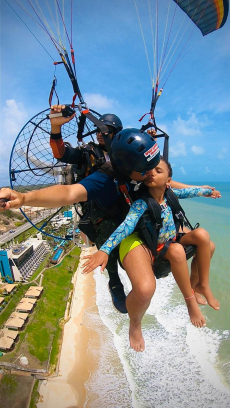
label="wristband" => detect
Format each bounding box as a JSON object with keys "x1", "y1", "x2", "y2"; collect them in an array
[{"x1": 50, "y1": 132, "x2": 62, "y2": 140}]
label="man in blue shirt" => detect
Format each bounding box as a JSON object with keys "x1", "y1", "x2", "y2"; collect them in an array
[
  {"x1": 49, "y1": 106, "x2": 129, "y2": 313},
  {"x1": 0, "y1": 112, "x2": 161, "y2": 314}
]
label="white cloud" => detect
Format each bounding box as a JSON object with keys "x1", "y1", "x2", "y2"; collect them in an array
[
  {"x1": 83, "y1": 93, "x2": 117, "y2": 110},
  {"x1": 172, "y1": 112, "x2": 207, "y2": 137},
  {"x1": 217, "y1": 147, "x2": 227, "y2": 160},
  {"x1": 0, "y1": 100, "x2": 28, "y2": 185},
  {"x1": 2, "y1": 99, "x2": 27, "y2": 139},
  {"x1": 205, "y1": 166, "x2": 210, "y2": 174},
  {"x1": 191, "y1": 145, "x2": 205, "y2": 155},
  {"x1": 180, "y1": 167, "x2": 187, "y2": 175},
  {"x1": 170, "y1": 142, "x2": 186, "y2": 158}
]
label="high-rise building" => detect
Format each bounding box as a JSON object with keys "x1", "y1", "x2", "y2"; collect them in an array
[{"x1": 0, "y1": 249, "x2": 23, "y2": 283}]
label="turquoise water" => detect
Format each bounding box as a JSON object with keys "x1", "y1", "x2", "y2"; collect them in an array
[
  {"x1": 184, "y1": 182, "x2": 230, "y2": 209},
  {"x1": 52, "y1": 248, "x2": 63, "y2": 261},
  {"x1": 84, "y1": 182, "x2": 230, "y2": 407}
]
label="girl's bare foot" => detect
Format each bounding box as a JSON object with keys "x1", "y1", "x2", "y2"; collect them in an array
[
  {"x1": 129, "y1": 321, "x2": 145, "y2": 352},
  {"x1": 185, "y1": 295, "x2": 206, "y2": 327},
  {"x1": 195, "y1": 283, "x2": 220, "y2": 310},
  {"x1": 195, "y1": 291, "x2": 207, "y2": 305}
]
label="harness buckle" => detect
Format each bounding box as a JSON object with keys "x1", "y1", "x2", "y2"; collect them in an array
[{"x1": 175, "y1": 211, "x2": 184, "y2": 220}]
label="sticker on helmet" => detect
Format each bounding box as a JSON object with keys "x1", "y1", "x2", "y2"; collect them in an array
[{"x1": 144, "y1": 144, "x2": 160, "y2": 162}]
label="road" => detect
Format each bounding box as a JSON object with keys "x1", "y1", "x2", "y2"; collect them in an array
[{"x1": 0, "y1": 209, "x2": 57, "y2": 245}]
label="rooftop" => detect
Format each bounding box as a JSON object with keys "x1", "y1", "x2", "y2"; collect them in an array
[
  {"x1": 24, "y1": 286, "x2": 43, "y2": 298},
  {"x1": 0, "y1": 284, "x2": 17, "y2": 294},
  {"x1": 16, "y1": 298, "x2": 37, "y2": 312},
  {"x1": 5, "y1": 312, "x2": 29, "y2": 328},
  {"x1": 0, "y1": 335, "x2": 15, "y2": 350}
]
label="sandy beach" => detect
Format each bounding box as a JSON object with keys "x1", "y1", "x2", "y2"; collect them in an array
[{"x1": 37, "y1": 245, "x2": 98, "y2": 408}]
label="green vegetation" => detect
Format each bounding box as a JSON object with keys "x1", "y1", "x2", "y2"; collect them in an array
[
  {"x1": 14, "y1": 221, "x2": 25, "y2": 227},
  {"x1": 13, "y1": 217, "x2": 58, "y2": 243},
  {"x1": 26, "y1": 249, "x2": 80, "y2": 363},
  {"x1": 0, "y1": 373, "x2": 34, "y2": 407},
  {"x1": 29, "y1": 380, "x2": 40, "y2": 408},
  {"x1": 2, "y1": 209, "x2": 23, "y2": 220},
  {"x1": 0, "y1": 284, "x2": 29, "y2": 327},
  {"x1": 49, "y1": 324, "x2": 63, "y2": 369},
  {"x1": 16, "y1": 225, "x2": 40, "y2": 244},
  {"x1": 28, "y1": 242, "x2": 75, "y2": 283},
  {"x1": 0, "y1": 373, "x2": 17, "y2": 393},
  {"x1": 1, "y1": 246, "x2": 80, "y2": 370}
]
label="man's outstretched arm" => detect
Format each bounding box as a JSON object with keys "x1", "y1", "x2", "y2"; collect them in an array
[{"x1": 0, "y1": 183, "x2": 87, "y2": 210}]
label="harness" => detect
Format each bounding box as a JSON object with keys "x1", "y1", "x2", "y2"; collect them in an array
[
  {"x1": 78, "y1": 111, "x2": 198, "y2": 278},
  {"x1": 75, "y1": 162, "x2": 122, "y2": 241},
  {"x1": 136, "y1": 187, "x2": 198, "y2": 278},
  {"x1": 72, "y1": 142, "x2": 106, "y2": 181}
]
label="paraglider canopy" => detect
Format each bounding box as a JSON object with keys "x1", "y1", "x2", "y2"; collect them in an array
[
  {"x1": 174, "y1": 0, "x2": 229, "y2": 36},
  {"x1": 134, "y1": 0, "x2": 229, "y2": 120}
]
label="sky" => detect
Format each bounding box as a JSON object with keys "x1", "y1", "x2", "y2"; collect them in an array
[{"x1": 0, "y1": 0, "x2": 230, "y2": 186}]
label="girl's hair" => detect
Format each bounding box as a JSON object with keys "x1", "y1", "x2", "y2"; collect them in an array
[{"x1": 160, "y1": 156, "x2": 173, "y2": 177}]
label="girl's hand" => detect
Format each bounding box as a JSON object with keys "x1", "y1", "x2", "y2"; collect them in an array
[
  {"x1": 201, "y1": 185, "x2": 221, "y2": 197},
  {"x1": 201, "y1": 185, "x2": 215, "y2": 190},
  {"x1": 207, "y1": 189, "x2": 221, "y2": 199},
  {"x1": 82, "y1": 250, "x2": 109, "y2": 274}
]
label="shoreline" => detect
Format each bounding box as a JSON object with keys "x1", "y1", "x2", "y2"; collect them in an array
[{"x1": 37, "y1": 245, "x2": 98, "y2": 408}]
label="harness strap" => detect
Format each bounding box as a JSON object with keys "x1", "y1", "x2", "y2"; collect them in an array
[
  {"x1": 154, "y1": 239, "x2": 174, "y2": 266},
  {"x1": 165, "y1": 188, "x2": 194, "y2": 231},
  {"x1": 136, "y1": 187, "x2": 196, "y2": 270},
  {"x1": 118, "y1": 183, "x2": 133, "y2": 206},
  {"x1": 77, "y1": 113, "x2": 86, "y2": 141},
  {"x1": 82, "y1": 110, "x2": 109, "y2": 134},
  {"x1": 137, "y1": 217, "x2": 158, "y2": 257}
]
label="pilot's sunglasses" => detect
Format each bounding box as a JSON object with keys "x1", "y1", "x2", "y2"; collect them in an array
[{"x1": 97, "y1": 129, "x2": 114, "y2": 135}]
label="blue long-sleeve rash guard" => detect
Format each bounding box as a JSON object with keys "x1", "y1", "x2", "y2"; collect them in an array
[{"x1": 100, "y1": 187, "x2": 212, "y2": 255}]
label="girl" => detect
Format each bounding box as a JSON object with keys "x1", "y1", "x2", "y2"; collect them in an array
[{"x1": 83, "y1": 157, "x2": 220, "y2": 352}]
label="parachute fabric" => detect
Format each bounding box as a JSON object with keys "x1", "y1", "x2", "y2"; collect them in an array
[{"x1": 173, "y1": 0, "x2": 229, "y2": 36}]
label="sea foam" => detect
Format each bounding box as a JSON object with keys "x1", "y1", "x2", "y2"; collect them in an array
[{"x1": 84, "y1": 266, "x2": 230, "y2": 407}]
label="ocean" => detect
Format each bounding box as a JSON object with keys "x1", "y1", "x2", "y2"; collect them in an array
[{"x1": 84, "y1": 182, "x2": 230, "y2": 407}]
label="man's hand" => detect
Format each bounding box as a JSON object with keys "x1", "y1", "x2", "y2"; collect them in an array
[
  {"x1": 50, "y1": 104, "x2": 76, "y2": 133},
  {"x1": 0, "y1": 188, "x2": 24, "y2": 209},
  {"x1": 82, "y1": 250, "x2": 109, "y2": 274},
  {"x1": 147, "y1": 128, "x2": 157, "y2": 139}
]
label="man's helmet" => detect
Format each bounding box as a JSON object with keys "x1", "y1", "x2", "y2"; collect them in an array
[
  {"x1": 99, "y1": 113, "x2": 123, "y2": 134},
  {"x1": 111, "y1": 128, "x2": 160, "y2": 175}
]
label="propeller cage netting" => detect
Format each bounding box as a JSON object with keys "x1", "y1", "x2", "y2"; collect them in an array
[{"x1": 9, "y1": 106, "x2": 100, "y2": 240}]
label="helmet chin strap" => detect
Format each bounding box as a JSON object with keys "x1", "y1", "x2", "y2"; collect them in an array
[{"x1": 81, "y1": 110, "x2": 112, "y2": 154}]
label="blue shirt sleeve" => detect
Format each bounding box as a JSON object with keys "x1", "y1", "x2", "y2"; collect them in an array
[
  {"x1": 172, "y1": 187, "x2": 212, "y2": 199},
  {"x1": 79, "y1": 171, "x2": 119, "y2": 207},
  {"x1": 100, "y1": 199, "x2": 147, "y2": 255}
]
